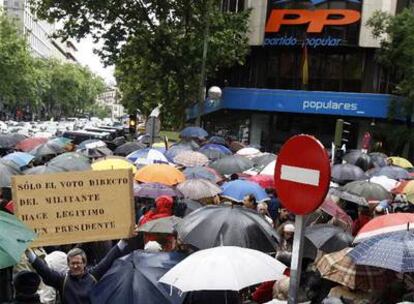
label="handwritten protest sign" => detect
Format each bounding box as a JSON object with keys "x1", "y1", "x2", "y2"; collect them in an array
[{"x1": 12, "y1": 169, "x2": 135, "y2": 247}]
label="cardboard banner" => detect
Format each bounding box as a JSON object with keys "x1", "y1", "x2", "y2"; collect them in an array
[{"x1": 12, "y1": 169, "x2": 135, "y2": 247}]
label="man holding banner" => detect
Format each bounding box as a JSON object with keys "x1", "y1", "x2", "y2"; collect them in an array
[{"x1": 25, "y1": 226, "x2": 138, "y2": 304}]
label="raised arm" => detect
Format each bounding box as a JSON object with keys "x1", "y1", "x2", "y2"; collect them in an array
[{"x1": 26, "y1": 250, "x2": 65, "y2": 289}]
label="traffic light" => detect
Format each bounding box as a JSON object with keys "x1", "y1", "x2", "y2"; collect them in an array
[
  {"x1": 129, "y1": 114, "x2": 137, "y2": 134},
  {"x1": 334, "y1": 119, "x2": 351, "y2": 148}
]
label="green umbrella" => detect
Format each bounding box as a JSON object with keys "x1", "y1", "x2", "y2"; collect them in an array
[{"x1": 0, "y1": 211, "x2": 37, "y2": 269}]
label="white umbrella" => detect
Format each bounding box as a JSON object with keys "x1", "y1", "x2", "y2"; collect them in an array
[
  {"x1": 135, "y1": 149, "x2": 168, "y2": 166},
  {"x1": 159, "y1": 246, "x2": 286, "y2": 292},
  {"x1": 369, "y1": 176, "x2": 398, "y2": 192},
  {"x1": 236, "y1": 147, "x2": 261, "y2": 158},
  {"x1": 260, "y1": 160, "x2": 277, "y2": 176}
]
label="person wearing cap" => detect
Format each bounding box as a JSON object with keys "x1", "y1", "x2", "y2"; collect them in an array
[
  {"x1": 25, "y1": 226, "x2": 139, "y2": 304},
  {"x1": 11, "y1": 271, "x2": 41, "y2": 304}
]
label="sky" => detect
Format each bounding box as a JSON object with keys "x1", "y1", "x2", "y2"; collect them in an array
[{"x1": 76, "y1": 35, "x2": 116, "y2": 85}]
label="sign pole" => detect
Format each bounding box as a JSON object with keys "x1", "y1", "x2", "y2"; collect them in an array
[{"x1": 287, "y1": 215, "x2": 306, "y2": 304}]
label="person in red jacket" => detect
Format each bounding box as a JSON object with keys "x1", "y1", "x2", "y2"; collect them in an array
[
  {"x1": 139, "y1": 196, "x2": 175, "y2": 250},
  {"x1": 139, "y1": 195, "x2": 174, "y2": 225},
  {"x1": 352, "y1": 206, "x2": 371, "y2": 236}
]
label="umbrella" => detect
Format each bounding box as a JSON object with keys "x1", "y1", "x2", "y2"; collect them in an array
[
  {"x1": 331, "y1": 164, "x2": 367, "y2": 185},
  {"x1": 221, "y1": 180, "x2": 269, "y2": 203},
  {"x1": 179, "y1": 199, "x2": 203, "y2": 215},
  {"x1": 388, "y1": 156, "x2": 413, "y2": 168},
  {"x1": 251, "y1": 153, "x2": 276, "y2": 167},
  {"x1": 90, "y1": 251, "x2": 186, "y2": 304},
  {"x1": 353, "y1": 213, "x2": 414, "y2": 243},
  {"x1": 173, "y1": 151, "x2": 209, "y2": 168},
  {"x1": 248, "y1": 175, "x2": 274, "y2": 189},
  {"x1": 128, "y1": 148, "x2": 169, "y2": 166},
  {"x1": 159, "y1": 246, "x2": 286, "y2": 292},
  {"x1": 208, "y1": 136, "x2": 226, "y2": 145},
  {"x1": 349, "y1": 230, "x2": 414, "y2": 273},
  {"x1": 0, "y1": 159, "x2": 22, "y2": 187},
  {"x1": 91, "y1": 158, "x2": 136, "y2": 173},
  {"x1": 135, "y1": 164, "x2": 185, "y2": 186},
  {"x1": 180, "y1": 126, "x2": 208, "y2": 139},
  {"x1": 305, "y1": 224, "x2": 353, "y2": 253},
  {"x1": 344, "y1": 151, "x2": 373, "y2": 171},
  {"x1": 183, "y1": 167, "x2": 217, "y2": 183},
  {"x1": 30, "y1": 142, "x2": 65, "y2": 158},
  {"x1": 342, "y1": 180, "x2": 392, "y2": 202},
  {"x1": 165, "y1": 144, "x2": 197, "y2": 161},
  {"x1": 0, "y1": 134, "x2": 19, "y2": 149},
  {"x1": 24, "y1": 165, "x2": 65, "y2": 175},
  {"x1": 369, "y1": 152, "x2": 388, "y2": 168},
  {"x1": 47, "y1": 152, "x2": 91, "y2": 171},
  {"x1": 199, "y1": 144, "x2": 231, "y2": 161},
  {"x1": 369, "y1": 176, "x2": 398, "y2": 192},
  {"x1": 209, "y1": 155, "x2": 254, "y2": 175},
  {"x1": 371, "y1": 165, "x2": 410, "y2": 180},
  {"x1": 259, "y1": 160, "x2": 277, "y2": 176},
  {"x1": 320, "y1": 197, "x2": 353, "y2": 228},
  {"x1": 48, "y1": 137, "x2": 73, "y2": 148},
  {"x1": 329, "y1": 187, "x2": 369, "y2": 207},
  {"x1": 3, "y1": 152, "x2": 34, "y2": 169},
  {"x1": 343, "y1": 150, "x2": 365, "y2": 164},
  {"x1": 175, "y1": 205, "x2": 279, "y2": 252},
  {"x1": 177, "y1": 179, "x2": 222, "y2": 200},
  {"x1": 316, "y1": 248, "x2": 393, "y2": 291},
  {"x1": 393, "y1": 180, "x2": 414, "y2": 203},
  {"x1": 78, "y1": 139, "x2": 107, "y2": 150},
  {"x1": 114, "y1": 142, "x2": 146, "y2": 156},
  {"x1": 0, "y1": 211, "x2": 37, "y2": 269},
  {"x1": 236, "y1": 147, "x2": 261, "y2": 158},
  {"x1": 77, "y1": 147, "x2": 113, "y2": 159},
  {"x1": 15, "y1": 137, "x2": 48, "y2": 152},
  {"x1": 138, "y1": 216, "x2": 183, "y2": 234},
  {"x1": 133, "y1": 183, "x2": 182, "y2": 199}
]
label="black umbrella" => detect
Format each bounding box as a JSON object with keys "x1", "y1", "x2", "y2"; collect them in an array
[
  {"x1": 0, "y1": 134, "x2": 19, "y2": 149},
  {"x1": 77, "y1": 147, "x2": 113, "y2": 159},
  {"x1": 0, "y1": 159, "x2": 21, "y2": 187},
  {"x1": 176, "y1": 205, "x2": 279, "y2": 252},
  {"x1": 48, "y1": 152, "x2": 91, "y2": 171},
  {"x1": 331, "y1": 164, "x2": 367, "y2": 185},
  {"x1": 90, "y1": 251, "x2": 186, "y2": 304},
  {"x1": 343, "y1": 151, "x2": 373, "y2": 171},
  {"x1": 209, "y1": 155, "x2": 254, "y2": 175},
  {"x1": 114, "y1": 142, "x2": 146, "y2": 156},
  {"x1": 305, "y1": 224, "x2": 353, "y2": 253},
  {"x1": 371, "y1": 165, "x2": 410, "y2": 180},
  {"x1": 369, "y1": 152, "x2": 388, "y2": 168},
  {"x1": 208, "y1": 136, "x2": 226, "y2": 145},
  {"x1": 29, "y1": 143, "x2": 65, "y2": 158},
  {"x1": 342, "y1": 180, "x2": 392, "y2": 202},
  {"x1": 181, "y1": 199, "x2": 203, "y2": 215},
  {"x1": 343, "y1": 150, "x2": 364, "y2": 164}
]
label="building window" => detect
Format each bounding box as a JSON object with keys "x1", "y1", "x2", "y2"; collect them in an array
[{"x1": 221, "y1": 0, "x2": 244, "y2": 12}]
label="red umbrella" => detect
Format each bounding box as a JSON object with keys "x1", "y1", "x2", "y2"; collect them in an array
[
  {"x1": 15, "y1": 137, "x2": 48, "y2": 152},
  {"x1": 248, "y1": 175, "x2": 274, "y2": 189},
  {"x1": 353, "y1": 213, "x2": 414, "y2": 243},
  {"x1": 320, "y1": 196, "x2": 353, "y2": 228}
]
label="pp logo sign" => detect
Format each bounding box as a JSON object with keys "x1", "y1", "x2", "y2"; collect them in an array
[{"x1": 265, "y1": 9, "x2": 361, "y2": 33}]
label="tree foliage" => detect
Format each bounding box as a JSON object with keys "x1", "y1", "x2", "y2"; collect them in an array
[
  {"x1": 0, "y1": 14, "x2": 105, "y2": 119},
  {"x1": 31, "y1": 0, "x2": 251, "y2": 127}
]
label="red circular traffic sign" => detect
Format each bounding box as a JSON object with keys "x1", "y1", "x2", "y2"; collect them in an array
[{"x1": 274, "y1": 135, "x2": 331, "y2": 215}]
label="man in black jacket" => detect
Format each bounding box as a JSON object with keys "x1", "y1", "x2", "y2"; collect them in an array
[{"x1": 26, "y1": 229, "x2": 137, "y2": 304}]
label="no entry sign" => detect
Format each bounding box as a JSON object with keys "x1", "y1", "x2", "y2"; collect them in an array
[{"x1": 274, "y1": 135, "x2": 330, "y2": 215}]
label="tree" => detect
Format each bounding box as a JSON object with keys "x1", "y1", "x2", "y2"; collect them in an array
[
  {"x1": 367, "y1": 7, "x2": 414, "y2": 155},
  {"x1": 31, "y1": 0, "x2": 251, "y2": 127},
  {"x1": 0, "y1": 14, "x2": 38, "y2": 114}
]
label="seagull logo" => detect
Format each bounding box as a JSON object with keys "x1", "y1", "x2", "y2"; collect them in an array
[{"x1": 273, "y1": 0, "x2": 361, "y2": 4}]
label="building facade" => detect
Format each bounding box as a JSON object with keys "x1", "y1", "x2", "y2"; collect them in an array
[
  {"x1": 96, "y1": 87, "x2": 125, "y2": 120},
  {"x1": 188, "y1": 0, "x2": 412, "y2": 155},
  {"x1": 3, "y1": 0, "x2": 77, "y2": 61}
]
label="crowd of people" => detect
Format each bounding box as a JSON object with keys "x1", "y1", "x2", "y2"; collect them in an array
[{"x1": 1, "y1": 126, "x2": 414, "y2": 304}]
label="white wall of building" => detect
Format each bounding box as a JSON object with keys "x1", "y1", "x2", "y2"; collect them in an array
[
  {"x1": 96, "y1": 87, "x2": 125, "y2": 120},
  {"x1": 358, "y1": 0, "x2": 398, "y2": 48},
  {"x1": 245, "y1": 0, "x2": 267, "y2": 46}
]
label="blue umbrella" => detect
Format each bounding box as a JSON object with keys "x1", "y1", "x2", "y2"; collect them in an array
[
  {"x1": 349, "y1": 230, "x2": 414, "y2": 273},
  {"x1": 208, "y1": 136, "x2": 226, "y2": 145},
  {"x1": 127, "y1": 148, "x2": 168, "y2": 164},
  {"x1": 200, "y1": 144, "x2": 232, "y2": 155},
  {"x1": 183, "y1": 167, "x2": 217, "y2": 183},
  {"x1": 371, "y1": 165, "x2": 410, "y2": 180},
  {"x1": 3, "y1": 152, "x2": 34, "y2": 169},
  {"x1": 90, "y1": 251, "x2": 186, "y2": 304},
  {"x1": 165, "y1": 145, "x2": 194, "y2": 161},
  {"x1": 180, "y1": 126, "x2": 208, "y2": 138},
  {"x1": 221, "y1": 180, "x2": 270, "y2": 203}
]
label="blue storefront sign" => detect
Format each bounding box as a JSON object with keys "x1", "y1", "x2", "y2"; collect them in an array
[{"x1": 186, "y1": 88, "x2": 400, "y2": 120}]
